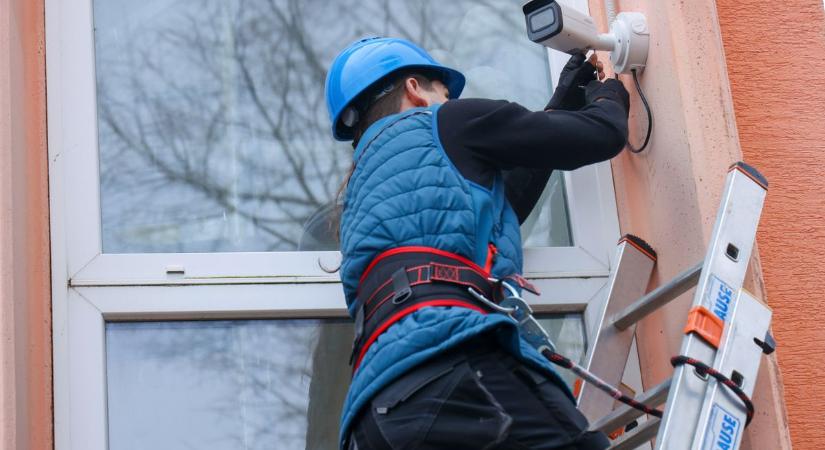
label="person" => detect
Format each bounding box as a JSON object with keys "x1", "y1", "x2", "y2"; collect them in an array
[{"x1": 325, "y1": 36, "x2": 630, "y2": 450}]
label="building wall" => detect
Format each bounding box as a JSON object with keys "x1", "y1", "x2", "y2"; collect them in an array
[
  {"x1": 0, "y1": 0, "x2": 810, "y2": 448},
  {"x1": 0, "y1": 0, "x2": 52, "y2": 448},
  {"x1": 717, "y1": 0, "x2": 825, "y2": 447},
  {"x1": 588, "y1": 0, "x2": 792, "y2": 447}
]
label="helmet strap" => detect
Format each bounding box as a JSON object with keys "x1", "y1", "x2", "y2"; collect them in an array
[
  {"x1": 341, "y1": 107, "x2": 359, "y2": 128},
  {"x1": 342, "y1": 79, "x2": 398, "y2": 129}
]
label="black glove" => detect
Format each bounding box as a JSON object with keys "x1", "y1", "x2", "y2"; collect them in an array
[
  {"x1": 584, "y1": 78, "x2": 630, "y2": 116},
  {"x1": 545, "y1": 52, "x2": 597, "y2": 111}
]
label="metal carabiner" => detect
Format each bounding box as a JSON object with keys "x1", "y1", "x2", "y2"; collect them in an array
[
  {"x1": 499, "y1": 282, "x2": 558, "y2": 353},
  {"x1": 467, "y1": 287, "x2": 516, "y2": 314},
  {"x1": 468, "y1": 281, "x2": 557, "y2": 353}
]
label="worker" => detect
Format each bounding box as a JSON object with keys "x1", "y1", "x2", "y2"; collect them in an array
[{"x1": 326, "y1": 37, "x2": 629, "y2": 449}]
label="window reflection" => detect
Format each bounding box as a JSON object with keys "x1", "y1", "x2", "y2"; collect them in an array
[
  {"x1": 94, "y1": 0, "x2": 571, "y2": 253},
  {"x1": 105, "y1": 315, "x2": 585, "y2": 449},
  {"x1": 106, "y1": 320, "x2": 353, "y2": 450}
]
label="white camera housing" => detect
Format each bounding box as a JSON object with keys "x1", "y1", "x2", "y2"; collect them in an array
[{"x1": 523, "y1": 0, "x2": 649, "y2": 74}]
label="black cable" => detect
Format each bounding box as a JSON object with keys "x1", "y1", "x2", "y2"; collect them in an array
[{"x1": 627, "y1": 68, "x2": 653, "y2": 153}]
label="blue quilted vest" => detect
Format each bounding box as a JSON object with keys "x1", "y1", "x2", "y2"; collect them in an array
[{"x1": 337, "y1": 104, "x2": 573, "y2": 447}]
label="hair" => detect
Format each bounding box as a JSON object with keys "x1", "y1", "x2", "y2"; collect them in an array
[
  {"x1": 351, "y1": 71, "x2": 436, "y2": 147},
  {"x1": 328, "y1": 70, "x2": 438, "y2": 254}
]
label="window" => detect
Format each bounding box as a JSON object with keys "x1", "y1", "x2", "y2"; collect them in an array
[
  {"x1": 48, "y1": 0, "x2": 620, "y2": 448},
  {"x1": 93, "y1": 0, "x2": 573, "y2": 253},
  {"x1": 105, "y1": 319, "x2": 353, "y2": 449},
  {"x1": 104, "y1": 315, "x2": 584, "y2": 448}
]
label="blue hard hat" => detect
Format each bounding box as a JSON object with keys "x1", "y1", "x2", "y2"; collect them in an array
[{"x1": 325, "y1": 37, "x2": 466, "y2": 141}]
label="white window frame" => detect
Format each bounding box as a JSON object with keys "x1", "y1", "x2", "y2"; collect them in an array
[{"x1": 47, "y1": 0, "x2": 620, "y2": 448}]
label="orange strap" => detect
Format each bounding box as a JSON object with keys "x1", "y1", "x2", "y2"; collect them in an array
[
  {"x1": 573, "y1": 378, "x2": 583, "y2": 399},
  {"x1": 608, "y1": 428, "x2": 625, "y2": 440},
  {"x1": 484, "y1": 243, "x2": 498, "y2": 273},
  {"x1": 684, "y1": 306, "x2": 724, "y2": 348}
]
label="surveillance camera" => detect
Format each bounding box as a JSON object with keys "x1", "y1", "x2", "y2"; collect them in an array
[{"x1": 522, "y1": 0, "x2": 649, "y2": 74}]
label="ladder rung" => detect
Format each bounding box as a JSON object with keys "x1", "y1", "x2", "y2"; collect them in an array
[
  {"x1": 589, "y1": 378, "x2": 671, "y2": 433},
  {"x1": 612, "y1": 262, "x2": 702, "y2": 330},
  {"x1": 609, "y1": 418, "x2": 661, "y2": 450}
]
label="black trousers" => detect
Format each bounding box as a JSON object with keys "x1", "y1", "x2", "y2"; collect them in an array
[{"x1": 348, "y1": 335, "x2": 610, "y2": 450}]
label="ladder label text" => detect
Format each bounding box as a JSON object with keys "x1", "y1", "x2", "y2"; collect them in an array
[
  {"x1": 705, "y1": 275, "x2": 734, "y2": 322},
  {"x1": 702, "y1": 403, "x2": 741, "y2": 450}
]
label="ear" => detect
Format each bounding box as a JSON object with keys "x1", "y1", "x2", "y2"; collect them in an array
[{"x1": 403, "y1": 77, "x2": 430, "y2": 108}]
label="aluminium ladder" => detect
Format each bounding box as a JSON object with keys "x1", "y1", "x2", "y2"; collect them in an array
[{"x1": 577, "y1": 162, "x2": 774, "y2": 450}]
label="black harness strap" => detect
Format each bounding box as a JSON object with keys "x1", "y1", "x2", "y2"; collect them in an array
[
  {"x1": 362, "y1": 262, "x2": 499, "y2": 322},
  {"x1": 350, "y1": 247, "x2": 521, "y2": 371}
]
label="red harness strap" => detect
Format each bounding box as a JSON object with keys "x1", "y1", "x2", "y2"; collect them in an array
[
  {"x1": 358, "y1": 246, "x2": 489, "y2": 286},
  {"x1": 351, "y1": 247, "x2": 507, "y2": 372},
  {"x1": 353, "y1": 299, "x2": 487, "y2": 370},
  {"x1": 350, "y1": 246, "x2": 541, "y2": 373}
]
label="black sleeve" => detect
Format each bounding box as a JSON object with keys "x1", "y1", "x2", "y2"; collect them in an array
[
  {"x1": 437, "y1": 97, "x2": 627, "y2": 223},
  {"x1": 438, "y1": 98, "x2": 628, "y2": 171},
  {"x1": 501, "y1": 167, "x2": 554, "y2": 223}
]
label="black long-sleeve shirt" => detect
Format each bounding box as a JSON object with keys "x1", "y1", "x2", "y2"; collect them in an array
[{"x1": 437, "y1": 98, "x2": 628, "y2": 223}]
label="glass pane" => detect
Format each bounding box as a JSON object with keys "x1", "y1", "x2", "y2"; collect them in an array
[
  {"x1": 522, "y1": 171, "x2": 573, "y2": 247},
  {"x1": 94, "y1": 0, "x2": 571, "y2": 253},
  {"x1": 106, "y1": 320, "x2": 354, "y2": 450},
  {"x1": 105, "y1": 314, "x2": 584, "y2": 449},
  {"x1": 537, "y1": 313, "x2": 587, "y2": 388}
]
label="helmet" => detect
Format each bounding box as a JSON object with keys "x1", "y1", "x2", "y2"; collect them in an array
[{"x1": 325, "y1": 37, "x2": 466, "y2": 141}]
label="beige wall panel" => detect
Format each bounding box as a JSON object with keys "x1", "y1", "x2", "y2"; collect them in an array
[{"x1": 588, "y1": 0, "x2": 791, "y2": 447}]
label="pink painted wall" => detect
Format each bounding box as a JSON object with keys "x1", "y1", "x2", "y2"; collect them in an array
[
  {"x1": 717, "y1": 0, "x2": 825, "y2": 447},
  {"x1": 0, "y1": 0, "x2": 52, "y2": 448},
  {"x1": 588, "y1": 0, "x2": 791, "y2": 447}
]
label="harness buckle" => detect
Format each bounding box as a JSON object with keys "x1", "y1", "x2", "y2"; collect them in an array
[{"x1": 391, "y1": 268, "x2": 412, "y2": 305}]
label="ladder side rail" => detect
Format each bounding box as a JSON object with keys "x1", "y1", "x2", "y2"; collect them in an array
[
  {"x1": 688, "y1": 290, "x2": 772, "y2": 450},
  {"x1": 610, "y1": 419, "x2": 661, "y2": 450},
  {"x1": 578, "y1": 235, "x2": 657, "y2": 421},
  {"x1": 654, "y1": 163, "x2": 768, "y2": 449}
]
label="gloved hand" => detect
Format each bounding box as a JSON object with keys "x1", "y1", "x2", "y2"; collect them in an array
[
  {"x1": 545, "y1": 52, "x2": 598, "y2": 111},
  {"x1": 584, "y1": 78, "x2": 630, "y2": 116}
]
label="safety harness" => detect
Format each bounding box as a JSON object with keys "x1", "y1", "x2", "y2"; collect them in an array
[
  {"x1": 349, "y1": 246, "x2": 537, "y2": 371},
  {"x1": 349, "y1": 246, "x2": 758, "y2": 429}
]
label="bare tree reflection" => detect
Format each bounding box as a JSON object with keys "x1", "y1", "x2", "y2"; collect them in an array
[
  {"x1": 107, "y1": 316, "x2": 583, "y2": 450},
  {"x1": 96, "y1": 0, "x2": 523, "y2": 253},
  {"x1": 98, "y1": 0, "x2": 550, "y2": 449},
  {"x1": 107, "y1": 320, "x2": 353, "y2": 450}
]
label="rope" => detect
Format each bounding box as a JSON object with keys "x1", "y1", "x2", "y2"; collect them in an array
[
  {"x1": 540, "y1": 350, "x2": 757, "y2": 427},
  {"x1": 670, "y1": 355, "x2": 755, "y2": 426},
  {"x1": 540, "y1": 348, "x2": 664, "y2": 418}
]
